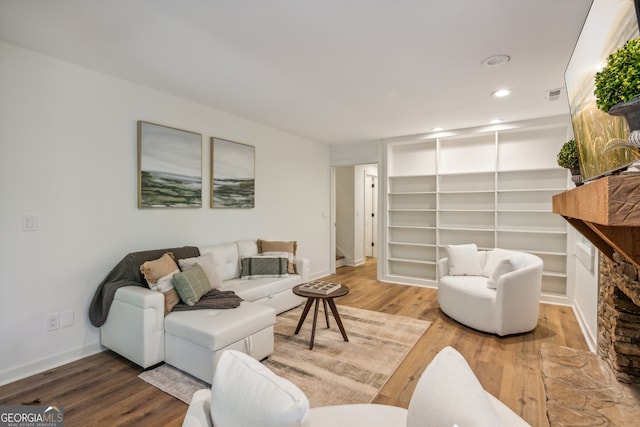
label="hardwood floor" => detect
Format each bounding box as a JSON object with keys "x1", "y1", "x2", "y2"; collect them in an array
[{"x1": 0, "y1": 259, "x2": 588, "y2": 426}]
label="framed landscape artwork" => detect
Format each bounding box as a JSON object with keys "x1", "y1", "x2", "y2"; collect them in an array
[
  {"x1": 564, "y1": 0, "x2": 640, "y2": 181},
  {"x1": 138, "y1": 121, "x2": 202, "y2": 208},
  {"x1": 211, "y1": 137, "x2": 255, "y2": 208}
]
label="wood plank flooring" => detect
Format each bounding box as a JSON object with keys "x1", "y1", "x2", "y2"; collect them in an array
[{"x1": 0, "y1": 259, "x2": 588, "y2": 426}]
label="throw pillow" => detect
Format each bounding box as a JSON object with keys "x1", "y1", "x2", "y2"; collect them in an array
[
  {"x1": 407, "y1": 346, "x2": 503, "y2": 427},
  {"x1": 240, "y1": 256, "x2": 289, "y2": 279},
  {"x1": 172, "y1": 263, "x2": 212, "y2": 306},
  {"x1": 149, "y1": 269, "x2": 181, "y2": 315},
  {"x1": 140, "y1": 252, "x2": 179, "y2": 284},
  {"x1": 487, "y1": 253, "x2": 527, "y2": 289},
  {"x1": 445, "y1": 244, "x2": 483, "y2": 276},
  {"x1": 178, "y1": 252, "x2": 222, "y2": 289},
  {"x1": 211, "y1": 350, "x2": 310, "y2": 427},
  {"x1": 258, "y1": 239, "x2": 297, "y2": 274},
  {"x1": 482, "y1": 248, "x2": 517, "y2": 277}
]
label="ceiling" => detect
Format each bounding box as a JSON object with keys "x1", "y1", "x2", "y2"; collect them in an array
[{"x1": 0, "y1": 0, "x2": 593, "y2": 145}]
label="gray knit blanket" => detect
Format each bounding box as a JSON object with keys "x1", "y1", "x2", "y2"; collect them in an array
[{"x1": 89, "y1": 246, "x2": 201, "y2": 327}]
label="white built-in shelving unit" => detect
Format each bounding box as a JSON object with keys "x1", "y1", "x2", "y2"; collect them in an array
[{"x1": 383, "y1": 121, "x2": 570, "y2": 298}]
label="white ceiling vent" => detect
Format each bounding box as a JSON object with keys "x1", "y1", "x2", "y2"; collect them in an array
[{"x1": 546, "y1": 88, "x2": 563, "y2": 101}]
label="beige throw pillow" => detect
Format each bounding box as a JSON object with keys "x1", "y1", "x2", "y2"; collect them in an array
[
  {"x1": 258, "y1": 240, "x2": 297, "y2": 274},
  {"x1": 178, "y1": 252, "x2": 222, "y2": 289},
  {"x1": 140, "y1": 252, "x2": 179, "y2": 284}
]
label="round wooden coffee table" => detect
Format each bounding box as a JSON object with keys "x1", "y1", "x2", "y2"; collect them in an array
[{"x1": 292, "y1": 284, "x2": 349, "y2": 350}]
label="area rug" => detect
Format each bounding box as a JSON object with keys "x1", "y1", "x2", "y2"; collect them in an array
[{"x1": 139, "y1": 305, "x2": 430, "y2": 406}]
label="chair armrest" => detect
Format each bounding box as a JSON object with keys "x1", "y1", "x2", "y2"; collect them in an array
[
  {"x1": 182, "y1": 389, "x2": 213, "y2": 427},
  {"x1": 296, "y1": 257, "x2": 311, "y2": 283},
  {"x1": 114, "y1": 285, "x2": 164, "y2": 309},
  {"x1": 437, "y1": 258, "x2": 449, "y2": 280}
]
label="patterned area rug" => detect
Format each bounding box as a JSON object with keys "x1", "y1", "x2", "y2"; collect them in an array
[{"x1": 139, "y1": 305, "x2": 430, "y2": 406}]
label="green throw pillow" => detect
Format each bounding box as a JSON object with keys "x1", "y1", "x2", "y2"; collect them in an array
[{"x1": 172, "y1": 263, "x2": 211, "y2": 306}]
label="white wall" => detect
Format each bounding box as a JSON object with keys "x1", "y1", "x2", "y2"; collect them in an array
[{"x1": 0, "y1": 41, "x2": 331, "y2": 385}]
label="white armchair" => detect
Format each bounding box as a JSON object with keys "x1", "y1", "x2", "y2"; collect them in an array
[
  {"x1": 182, "y1": 347, "x2": 530, "y2": 427},
  {"x1": 437, "y1": 245, "x2": 543, "y2": 336}
]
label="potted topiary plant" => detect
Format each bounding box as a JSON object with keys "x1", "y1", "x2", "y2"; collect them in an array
[
  {"x1": 594, "y1": 37, "x2": 640, "y2": 146},
  {"x1": 557, "y1": 139, "x2": 582, "y2": 186}
]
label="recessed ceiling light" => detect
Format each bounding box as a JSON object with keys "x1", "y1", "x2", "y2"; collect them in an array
[
  {"x1": 481, "y1": 54, "x2": 511, "y2": 68},
  {"x1": 491, "y1": 89, "x2": 511, "y2": 98},
  {"x1": 490, "y1": 119, "x2": 504, "y2": 124},
  {"x1": 432, "y1": 127, "x2": 444, "y2": 132}
]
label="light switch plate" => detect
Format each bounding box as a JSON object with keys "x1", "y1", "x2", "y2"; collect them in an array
[{"x1": 22, "y1": 214, "x2": 38, "y2": 231}]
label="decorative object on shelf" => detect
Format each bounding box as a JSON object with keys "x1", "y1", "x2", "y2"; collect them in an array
[
  {"x1": 595, "y1": 37, "x2": 640, "y2": 148},
  {"x1": 137, "y1": 121, "x2": 202, "y2": 208},
  {"x1": 210, "y1": 137, "x2": 255, "y2": 208},
  {"x1": 557, "y1": 139, "x2": 583, "y2": 186}
]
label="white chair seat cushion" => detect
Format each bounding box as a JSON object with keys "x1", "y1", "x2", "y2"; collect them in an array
[
  {"x1": 438, "y1": 275, "x2": 496, "y2": 333},
  {"x1": 164, "y1": 302, "x2": 275, "y2": 352},
  {"x1": 309, "y1": 404, "x2": 407, "y2": 427},
  {"x1": 211, "y1": 350, "x2": 310, "y2": 427},
  {"x1": 407, "y1": 346, "x2": 503, "y2": 427}
]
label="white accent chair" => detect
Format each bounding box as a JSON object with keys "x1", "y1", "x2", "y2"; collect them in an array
[
  {"x1": 182, "y1": 347, "x2": 530, "y2": 427},
  {"x1": 438, "y1": 245, "x2": 543, "y2": 336}
]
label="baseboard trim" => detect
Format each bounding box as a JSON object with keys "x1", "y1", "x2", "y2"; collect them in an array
[
  {"x1": 0, "y1": 341, "x2": 104, "y2": 387},
  {"x1": 572, "y1": 304, "x2": 598, "y2": 353}
]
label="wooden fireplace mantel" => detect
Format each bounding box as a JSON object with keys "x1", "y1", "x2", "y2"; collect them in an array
[{"x1": 552, "y1": 175, "x2": 640, "y2": 270}]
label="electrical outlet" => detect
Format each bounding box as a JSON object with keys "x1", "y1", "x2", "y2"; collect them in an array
[
  {"x1": 47, "y1": 313, "x2": 59, "y2": 331},
  {"x1": 60, "y1": 310, "x2": 74, "y2": 328}
]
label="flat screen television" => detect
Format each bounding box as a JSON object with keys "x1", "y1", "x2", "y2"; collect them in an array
[{"x1": 565, "y1": 0, "x2": 640, "y2": 181}]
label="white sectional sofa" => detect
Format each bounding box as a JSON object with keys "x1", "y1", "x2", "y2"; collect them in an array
[{"x1": 96, "y1": 239, "x2": 309, "y2": 383}]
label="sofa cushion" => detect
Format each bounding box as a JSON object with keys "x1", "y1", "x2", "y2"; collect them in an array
[
  {"x1": 172, "y1": 263, "x2": 212, "y2": 306},
  {"x1": 407, "y1": 346, "x2": 503, "y2": 427},
  {"x1": 445, "y1": 244, "x2": 483, "y2": 276},
  {"x1": 211, "y1": 349, "x2": 309, "y2": 427},
  {"x1": 237, "y1": 239, "x2": 259, "y2": 259},
  {"x1": 241, "y1": 256, "x2": 289, "y2": 279},
  {"x1": 222, "y1": 275, "x2": 301, "y2": 302},
  {"x1": 258, "y1": 240, "x2": 297, "y2": 274},
  {"x1": 199, "y1": 243, "x2": 240, "y2": 281},
  {"x1": 178, "y1": 252, "x2": 222, "y2": 289},
  {"x1": 487, "y1": 253, "x2": 526, "y2": 289}
]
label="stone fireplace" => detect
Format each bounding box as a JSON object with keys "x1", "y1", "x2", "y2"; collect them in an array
[{"x1": 599, "y1": 252, "x2": 640, "y2": 384}]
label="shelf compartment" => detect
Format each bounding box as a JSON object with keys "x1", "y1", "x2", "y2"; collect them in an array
[
  {"x1": 388, "y1": 259, "x2": 436, "y2": 280},
  {"x1": 541, "y1": 275, "x2": 567, "y2": 295},
  {"x1": 440, "y1": 229, "x2": 495, "y2": 248},
  {"x1": 497, "y1": 169, "x2": 567, "y2": 191},
  {"x1": 439, "y1": 172, "x2": 495, "y2": 192},
  {"x1": 440, "y1": 210, "x2": 494, "y2": 230},
  {"x1": 497, "y1": 231, "x2": 566, "y2": 253},
  {"x1": 439, "y1": 192, "x2": 495, "y2": 211},
  {"x1": 497, "y1": 211, "x2": 566, "y2": 233},
  {"x1": 389, "y1": 227, "x2": 436, "y2": 245},
  {"x1": 388, "y1": 243, "x2": 436, "y2": 261},
  {"x1": 389, "y1": 175, "x2": 436, "y2": 193},
  {"x1": 389, "y1": 210, "x2": 436, "y2": 227},
  {"x1": 389, "y1": 193, "x2": 436, "y2": 210},
  {"x1": 497, "y1": 191, "x2": 556, "y2": 211}
]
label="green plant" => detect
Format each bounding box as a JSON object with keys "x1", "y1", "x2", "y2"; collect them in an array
[
  {"x1": 557, "y1": 139, "x2": 580, "y2": 169},
  {"x1": 594, "y1": 37, "x2": 640, "y2": 112}
]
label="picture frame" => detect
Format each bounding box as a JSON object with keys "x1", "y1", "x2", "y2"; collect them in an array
[
  {"x1": 564, "y1": 0, "x2": 640, "y2": 181},
  {"x1": 138, "y1": 121, "x2": 202, "y2": 208},
  {"x1": 210, "y1": 137, "x2": 255, "y2": 208}
]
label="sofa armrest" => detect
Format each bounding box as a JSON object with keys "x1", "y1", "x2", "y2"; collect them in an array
[
  {"x1": 182, "y1": 389, "x2": 213, "y2": 427},
  {"x1": 113, "y1": 285, "x2": 164, "y2": 309},
  {"x1": 296, "y1": 257, "x2": 311, "y2": 283},
  {"x1": 100, "y1": 286, "x2": 165, "y2": 368}
]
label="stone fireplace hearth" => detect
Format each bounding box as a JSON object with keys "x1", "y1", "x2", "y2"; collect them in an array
[{"x1": 599, "y1": 252, "x2": 640, "y2": 384}]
